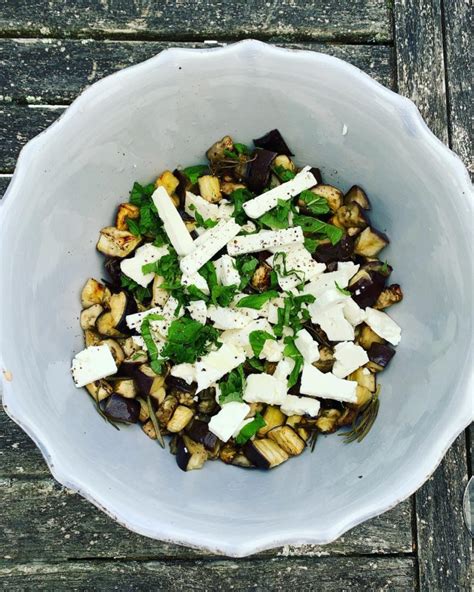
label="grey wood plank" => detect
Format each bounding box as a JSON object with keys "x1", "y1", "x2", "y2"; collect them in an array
[
  {"x1": 443, "y1": 0, "x2": 473, "y2": 174},
  {"x1": 0, "y1": 175, "x2": 11, "y2": 197},
  {"x1": 0, "y1": 1, "x2": 392, "y2": 42},
  {"x1": 0, "y1": 39, "x2": 394, "y2": 104},
  {"x1": 0, "y1": 557, "x2": 416, "y2": 591},
  {"x1": 0, "y1": 409, "x2": 46, "y2": 478},
  {"x1": 394, "y1": 2, "x2": 471, "y2": 590}
]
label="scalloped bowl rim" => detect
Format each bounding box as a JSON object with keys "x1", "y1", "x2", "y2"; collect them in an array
[{"x1": 0, "y1": 40, "x2": 472, "y2": 557}]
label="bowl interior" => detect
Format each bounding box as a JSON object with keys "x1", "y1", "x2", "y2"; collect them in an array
[{"x1": 1, "y1": 42, "x2": 472, "y2": 555}]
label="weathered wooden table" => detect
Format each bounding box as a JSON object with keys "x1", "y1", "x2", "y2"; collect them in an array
[{"x1": 0, "y1": 2, "x2": 471, "y2": 590}]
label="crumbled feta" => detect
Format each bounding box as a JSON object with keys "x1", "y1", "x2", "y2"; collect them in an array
[
  {"x1": 170, "y1": 363, "x2": 196, "y2": 385},
  {"x1": 332, "y1": 342, "x2": 369, "y2": 378},
  {"x1": 185, "y1": 190, "x2": 219, "y2": 220},
  {"x1": 152, "y1": 186, "x2": 194, "y2": 256},
  {"x1": 300, "y1": 363, "x2": 358, "y2": 403},
  {"x1": 71, "y1": 345, "x2": 117, "y2": 388},
  {"x1": 208, "y1": 401, "x2": 250, "y2": 442},
  {"x1": 214, "y1": 254, "x2": 240, "y2": 286},
  {"x1": 151, "y1": 296, "x2": 183, "y2": 337},
  {"x1": 267, "y1": 246, "x2": 326, "y2": 291},
  {"x1": 180, "y1": 219, "x2": 241, "y2": 275},
  {"x1": 243, "y1": 166, "x2": 317, "y2": 219},
  {"x1": 126, "y1": 306, "x2": 163, "y2": 331},
  {"x1": 227, "y1": 226, "x2": 304, "y2": 256},
  {"x1": 187, "y1": 300, "x2": 208, "y2": 325},
  {"x1": 343, "y1": 298, "x2": 366, "y2": 326},
  {"x1": 307, "y1": 301, "x2": 355, "y2": 342},
  {"x1": 120, "y1": 243, "x2": 168, "y2": 288},
  {"x1": 241, "y1": 221, "x2": 257, "y2": 234},
  {"x1": 219, "y1": 319, "x2": 273, "y2": 357},
  {"x1": 182, "y1": 270, "x2": 210, "y2": 295},
  {"x1": 294, "y1": 329, "x2": 320, "y2": 363},
  {"x1": 365, "y1": 307, "x2": 401, "y2": 345},
  {"x1": 243, "y1": 373, "x2": 287, "y2": 405},
  {"x1": 280, "y1": 395, "x2": 321, "y2": 417},
  {"x1": 260, "y1": 339, "x2": 284, "y2": 362},
  {"x1": 273, "y1": 357, "x2": 296, "y2": 383},
  {"x1": 207, "y1": 306, "x2": 254, "y2": 330},
  {"x1": 303, "y1": 263, "x2": 359, "y2": 298},
  {"x1": 195, "y1": 343, "x2": 246, "y2": 392}
]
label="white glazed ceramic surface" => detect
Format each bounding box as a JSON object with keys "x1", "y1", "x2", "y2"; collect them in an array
[{"x1": 0, "y1": 40, "x2": 472, "y2": 557}]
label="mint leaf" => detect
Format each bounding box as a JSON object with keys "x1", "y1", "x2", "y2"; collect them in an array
[
  {"x1": 235, "y1": 256, "x2": 258, "y2": 289},
  {"x1": 130, "y1": 181, "x2": 155, "y2": 207},
  {"x1": 293, "y1": 214, "x2": 343, "y2": 245},
  {"x1": 182, "y1": 165, "x2": 208, "y2": 185},
  {"x1": 247, "y1": 357, "x2": 265, "y2": 371},
  {"x1": 335, "y1": 281, "x2": 351, "y2": 296},
  {"x1": 236, "y1": 290, "x2": 279, "y2": 310},
  {"x1": 229, "y1": 188, "x2": 253, "y2": 225},
  {"x1": 199, "y1": 261, "x2": 238, "y2": 306},
  {"x1": 234, "y1": 143, "x2": 250, "y2": 155},
  {"x1": 126, "y1": 218, "x2": 141, "y2": 236},
  {"x1": 120, "y1": 274, "x2": 151, "y2": 303},
  {"x1": 223, "y1": 148, "x2": 239, "y2": 160},
  {"x1": 219, "y1": 365, "x2": 246, "y2": 405},
  {"x1": 160, "y1": 317, "x2": 219, "y2": 365},
  {"x1": 303, "y1": 237, "x2": 318, "y2": 252},
  {"x1": 141, "y1": 314, "x2": 165, "y2": 374},
  {"x1": 273, "y1": 165, "x2": 296, "y2": 182},
  {"x1": 299, "y1": 189, "x2": 330, "y2": 215},
  {"x1": 235, "y1": 413, "x2": 266, "y2": 445},
  {"x1": 283, "y1": 336, "x2": 304, "y2": 388},
  {"x1": 249, "y1": 330, "x2": 276, "y2": 357},
  {"x1": 258, "y1": 199, "x2": 292, "y2": 229}
]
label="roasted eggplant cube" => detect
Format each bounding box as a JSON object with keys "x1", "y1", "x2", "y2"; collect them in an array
[
  {"x1": 367, "y1": 342, "x2": 396, "y2": 372},
  {"x1": 273, "y1": 154, "x2": 296, "y2": 172},
  {"x1": 357, "y1": 325, "x2": 386, "y2": 350},
  {"x1": 156, "y1": 394, "x2": 179, "y2": 427},
  {"x1": 100, "y1": 339, "x2": 125, "y2": 366},
  {"x1": 253, "y1": 129, "x2": 294, "y2": 156},
  {"x1": 81, "y1": 278, "x2": 111, "y2": 308},
  {"x1": 206, "y1": 135, "x2": 234, "y2": 163},
  {"x1": 246, "y1": 149, "x2": 277, "y2": 193},
  {"x1": 176, "y1": 437, "x2": 207, "y2": 471},
  {"x1": 99, "y1": 394, "x2": 140, "y2": 423},
  {"x1": 135, "y1": 365, "x2": 166, "y2": 399},
  {"x1": 80, "y1": 304, "x2": 104, "y2": 330},
  {"x1": 313, "y1": 234, "x2": 354, "y2": 264},
  {"x1": 84, "y1": 328, "x2": 102, "y2": 347},
  {"x1": 96, "y1": 312, "x2": 126, "y2": 338},
  {"x1": 258, "y1": 405, "x2": 285, "y2": 437},
  {"x1": 198, "y1": 175, "x2": 222, "y2": 203},
  {"x1": 103, "y1": 257, "x2": 123, "y2": 287},
  {"x1": 374, "y1": 284, "x2": 403, "y2": 310},
  {"x1": 311, "y1": 185, "x2": 344, "y2": 212},
  {"x1": 109, "y1": 291, "x2": 136, "y2": 334},
  {"x1": 344, "y1": 185, "x2": 371, "y2": 210},
  {"x1": 315, "y1": 409, "x2": 341, "y2": 433},
  {"x1": 155, "y1": 170, "x2": 180, "y2": 196},
  {"x1": 111, "y1": 378, "x2": 137, "y2": 398},
  {"x1": 334, "y1": 203, "x2": 368, "y2": 229},
  {"x1": 251, "y1": 262, "x2": 272, "y2": 292},
  {"x1": 167, "y1": 406, "x2": 194, "y2": 433},
  {"x1": 85, "y1": 379, "x2": 113, "y2": 402},
  {"x1": 186, "y1": 419, "x2": 219, "y2": 452},
  {"x1": 348, "y1": 367, "x2": 376, "y2": 393},
  {"x1": 115, "y1": 203, "x2": 140, "y2": 231},
  {"x1": 348, "y1": 270, "x2": 385, "y2": 308},
  {"x1": 267, "y1": 426, "x2": 305, "y2": 456},
  {"x1": 120, "y1": 357, "x2": 147, "y2": 377},
  {"x1": 173, "y1": 168, "x2": 192, "y2": 204},
  {"x1": 354, "y1": 227, "x2": 389, "y2": 257},
  {"x1": 243, "y1": 439, "x2": 289, "y2": 469},
  {"x1": 314, "y1": 346, "x2": 335, "y2": 373},
  {"x1": 96, "y1": 226, "x2": 142, "y2": 258}
]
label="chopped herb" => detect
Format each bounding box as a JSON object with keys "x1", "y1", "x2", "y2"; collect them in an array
[
  {"x1": 140, "y1": 314, "x2": 165, "y2": 374},
  {"x1": 272, "y1": 251, "x2": 305, "y2": 286},
  {"x1": 120, "y1": 274, "x2": 151, "y2": 303},
  {"x1": 235, "y1": 413, "x2": 266, "y2": 445},
  {"x1": 235, "y1": 256, "x2": 258, "y2": 289},
  {"x1": 192, "y1": 207, "x2": 218, "y2": 229},
  {"x1": 199, "y1": 261, "x2": 239, "y2": 306},
  {"x1": 270, "y1": 270, "x2": 279, "y2": 289},
  {"x1": 298, "y1": 189, "x2": 330, "y2": 215},
  {"x1": 248, "y1": 330, "x2": 276, "y2": 357},
  {"x1": 129, "y1": 181, "x2": 155, "y2": 207},
  {"x1": 182, "y1": 165, "x2": 208, "y2": 185},
  {"x1": 186, "y1": 284, "x2": 209, "y2": 302},
  {"x1": 147, "y1": 395, "x2": 165, "y2": 448},
  {"x1": 283, "y1": 336, "x2": 304, "y2": 388},
  {"x1": 335, "y1": 281, "x2": 351, "y2": 296},
  {"x1": 160, "y1": 317, "x2": 219, "y2": 365},
  {"x1": 293, "y1": 214, "x2": 343, "y2": 245},
  {"x1": 273, "y1": 293, "x2": 315, "y2": 336},
  {"x1": 126, "y1": 218, "x2": 142, "y2": 236},
  {"x1": 218, "y1": 365, "x2": 246, "y2": 405},
  {"x1": 340, "y1": 386, "x2": 381, "y2": 443},
  {"x1": 247, "y1": 357, "x2": 265, "y2": 371},
  {"x1": 259, "y1": 199, "x2": 292, "y2": 229},
  {"x1": 234, "y1": 143, "x2": 250, "y2": 155},
  {"x1": 143, "y1": 252, "x2": 180, "y2": 291},
  {"x1": 381, "y1": 260, "x2": 389, "y2": 274},
  {"x1": 236, "y1": 290, "x2": 279, "y2": 310},
  {"x1": 223, "y1": 148, "x2": 239, "y2": 160},
  {"x1": 303, "y1": 237, "x2": 318, "y2": 252},
  {"x1": 229, "y1": 188, "x2": 253, "y2": 225},
  {"x1": 273, "y1": 165, "x2": 296, "y2": 182}
]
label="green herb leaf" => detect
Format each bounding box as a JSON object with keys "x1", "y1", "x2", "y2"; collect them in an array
[
  {"x1": 128, "y1": 181, "x2": 167, "y2": 242},
  {"x1": 192, "y1": 207, "x2": 218, "y2": 229},
  {"x1": 272, "y1": 251, "x2": 305, "y2": 286},
  {"x1": 298, "y1": 189, "x2": 330, "y2": 215},
  {"x1": 143, "y1": 252, "x2": 180, "y2": 291},
  {"x1": 229, "y1": 188, "x2": 253, "y2": 225},
  {"x1": 235, "y1": 256, "x2": 258, "y2": 290},
  {"x1": 130, "y1": 181, "x2": 155, "y2": 207},
  {"x1": 120, "y1": 274, "x2": 151, "y2": 303},
  {"x1": 126, "y1": 218, "x2": 142, "y2": 236},
  {"x1": 236, "y1": 290, "x2": 279, "y2": 310},
  {"x1": 247, "y1": 357, "x2": 265, "y2": 371},
  {"x1": 381, "y1": 260, "x2": 389, "y2": 274},
  {"x1": 273, "y1": 165, "x2": 296, "y2": 182},
  {"x1": 303, "y1": 237, "x2": 318, "y2": 252},
  {"x1": 182, "y1": 165, "x2": 208, "y2": 185},
  {"x1": 234, "y1": 143, "x2": 250, "y2": 155},
  {"x1": 335, "y1": 281, "x2": 351, "y2": 296},
  {"x1": 219, "y1": 365, "x2": 246, "y2": 405},
  {"x1": 283, "y1": 336, "x2": 304, "y2": 388},
  {"x1": 235, "y1": 413, "x2": 266, "y2": 445},
  {"x1": 293, "y1": 214, "x2": 343, "y2": 245},
  {"x1": 186, "y1": 284, "x2": 209, "y2": 302},
  {"x1": 258, "y1": 199, "x2": 292, "y2": 229},
  {"x1": 248, "y1": 330, "x2": 276, "y2": 357},
  {"x1": 199, "y1": 261, "x2": 238, "y2": 306},
  {"x1": 223, "y1": 148, "x2": 239, "y2": 160},
  {"x1": 160, "y1": 317, "x2": 219, "y2": 365},
  {"x1": 140, "y1": 314, "x2": 165, "y2": 374},
  {"x1": 273, "y1": 292, "x2": 315, "y2": 337}
]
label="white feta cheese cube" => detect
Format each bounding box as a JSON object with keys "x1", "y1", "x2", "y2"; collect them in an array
[
  {"x1": 152, "y1": 186, "x2": 194, "y2": 256},
  {"x1": 208, "y1": 401, "x2": 250, "y2": 442},
  {"x1": 195, "y1": 343, "x2": 247, "y2": 392},
  {"x1": 266, "y1": 297, "x2": 284, "y2": 324},
  {"x1": 227, "y1": 226, "x2": 304, "y2": 257},
  {"x1": 151, "y1": 296, "x2": 183, "y2": 337},
  {"x1": 170, "y1": 363, "x2": 196, "y2": 385},
  {"x1": 273, "y1": 357, "x2": 296, "y2": 383},
  {"x1": 332, "y1": 342, "x2": 370, "y2": 378},
  {"x1": 126, "y1": 306, "x2": 164, "y2": 332},
  {"x1": 267, "y1": 246, "x2": 326, "y2": 291},
  {"x1": 300, "y1": 363, "x2": 358, "y2": 403},
  {"x1": 294, "y1": 329, "x2": 320, "y2": 363},
  {"x1": 185, "y1": 191, "x2": 219, "y2": 220},
  {"x1": 71, "y1": 345, "x2": 117, "y2": 388},
  {"x1": 214, "y1": 254, "x2": 240, "y2": 286},
  {"x1": 241, "y1": 221, "x2": 257, "y2": 234},
  {"x1": 186, "y1": 300, "x2": 208, "y2": 325},
  {"x1": 307, "y1": 302, "x2": 355, "y2": 341},
  {"x1": 207, "y1": 306, "x2": 254, "y2": 330},
  {"x1": 280, "y1": 395, "x2": 321, "y2": 417},
  {"x1": 302, "y1": 263, "x2": 360, "y2": 299},
  {"x1": 120, "y1": 243, "x2": 168, "y2": 288},
  {"x1": 243, "y1": 373, "x2": 287, "y2": 405},
  {"x1": 182, "y1": 270, "x2": 210, "y2": 295},
  {"x1": 242, "y1": 166, "x2": 316, "y2": 219},
  {"x1": 180, "y1": 219, "x2": 241, "y2": 275},
  {"x1": 343, "y1": 298, "x2": 366, "y2": 326},
  {"x1": 365, "y1": 307, "x2": 401, "y2": 346},
  {"x1": 259, "y1": 339, "x2": 284, "y2": 362},
  {"x1": 217, "y1": 201, "x2": 234, "y2": 219},
  {"x1": 219, "y1": 319, "x2": 273, "y2": 358}
]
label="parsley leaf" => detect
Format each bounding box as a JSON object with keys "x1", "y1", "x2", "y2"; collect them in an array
[
  {"x1": 120, "y1": 274, "x2": 151, "y2": 303},
  {"x1": 229, "y1": 188, "x2": 253, "y2": 225},
  {"x1": 235, "y1": 413, "x2": 266, "y2": 445},
  {"x1": 247, "y1": 357, "x2": 265, "y2": 371},
  {"x1": 249, "y1": 330, "x2": 276, "y2": 357},
  {"x1": 160, "y1": 317, "x2": 219, "y2": 365},
  {"x1": 236, "y1": 290, "x2": 279, "y2": 310},
  {"x1": 192, "y1": 207, "x2": 218, "y2": 229},
  {"x1": 273, "y1": 293, "x2": 315, "y2": 337},
  {"x1": 199, "y1": 261, "x2": 238, "y2": 306},
  {"x1": 234, "y1": 143, "x2": 250, "y2": 155},
  {"x1": 273, "y1": 165, "x2": 296, "y2": 182},
  {"x1": 293, "y1": 214, "x2": 343, "y2": 245},
  {"x1": 129, "y1": 181, "x2": 155, "y2": 207},
  {"x1": 259, "y1": 199, "x2": 292, "y2": 229},
  {"x1": 182, "y1": 165, "x2": 208, "y2": 185},
  {"x1": 335, "y1": 281, "x2": 351, "y2": 296},
  {"x1": 218, "y1": 365, "x2": 246, "y2": 405},
  {"x1": 235, "y1": 256, "x2": 258, "y2": 289},
  {"x1": 143, "y1": 252, "x2": 181, "y2": 290},
  {"x1": 140, "y1": 314, "x2": 165, "y2": 374},
  {"x1": 298, "y1": 189, "x2": 330, "y2": 215},
  {"x1": 128, "y1": 181, "x2": 168, "y2": 243},
  {"x1": 283, "y1": 336, "x2": 304, "y2": 388},
  {"x1": 126, "y1": 218, "x2": 142, "y2": 236}
]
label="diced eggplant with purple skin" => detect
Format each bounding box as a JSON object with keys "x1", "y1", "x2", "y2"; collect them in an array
[
  {"x1": 96, "y1": 312, "x2": 127, "y2": 338},
  {"x1": 86, "y1": 379, "x2": 113, "y2": 402},
  {"x1": 173, "y1": 168, "x2": 192, "y2": 206},
  {"x1": 109, "y1": 291, "x2": 137, "y2": 334},
  {"x1": 354, "y1": 226, "x2": 389, "y2": 257},
  {"x1": 100, "y1": 339, "x2": 125, "y2": 366},
  {"x1": 309, "y1": 167, "x2": 323, "y2": 185},
  {"x1": 120, "y1": 356, "x2": 147, "y2": 377},
  {"x1": 245, "y1": 148, "x2": 277, "y2": 193},
  {"x1": 304, "y1": 323, "x2": 332, "y2": 348},
  {"x1": 99, "y1": 394, "x2": 140, "y2": 423},
  {"x1": 251, "y1": 262, "x2": 272, "y2": 292},
  {"x1": 374, "y1": 284, "x2": 403, "y2": 310},
  {"x1": 197, "y1": 387, "x2": 219, "y2": 415},
  {"x1": 367, "y1": 342, "x2": 396, "y2": 372},
  {"x1": 253, "y1": 129, "x2": 294, "y2": 156},
  {"x1": 313, "y1": 234, "x2": 354, "y2": 264},
  {"x1": 103, "y1": 257, "x2": 123, "y2": 287},
  {"x1": 357, "y1": 324, "x2": 385, "y2": 350},
  {"x1": 243, "y1": 439, "x2": 289, "y2": 470},
  {"x1": 110, "y1": 377, "x2": 137, "y2": 398},
  {"x1": 175, "y1": 436, "x2": 207, "y2": 471},
  {"x1": 96, "y1": 226, "x2": 142, "y2": 258},
  {"x1": 166, "y1": 374, "x2": 196, "y2": 394},
  {"x1": 206, "y1": 135, "x2": 234, "y2": 163},
  {"x1": 313, "y1": 346, "x2": 335, "y2": 373},
  {"x1": 344, "y1": 185, "x2": 371, "y2": 210},
  {"x1": 185, "y1": 419, "x2": 219, "y2": 452},
  {"x1": 347, "y1": 270, "x2": 385, "y2": 308},
  {"x1": 311, "y1": 185, "x2": 344, "y2": 212},
  {"x1": 81, "y1": 278, "x2": 111, "y2": 308},
  {"x1": 135, "y1": 364, "x2": 165, "y2": 398},
  {"x1": 334, "y1": 203, "x2": 368, "y2": 229},
  {"x1": 84, "y1": 328, "x2": 102, "y2": 347},
  {"x1": 80, "y1": 304, "x2": 104, "y2": 330},
  {"x1": 361, "y1": 259, "x2": 392, "y2": 278}
]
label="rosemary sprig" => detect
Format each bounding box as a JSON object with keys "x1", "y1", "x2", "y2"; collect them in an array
[
  {"x1": 340, "y1": 386, "x2": 381, "y2": 444},
  {"x1": 94, "y1": 397, "x2": 120, "y2": 431},
  {"x1": 147, "y1": 395, "x2": 165, "y2": 449},
  {"x1": 309, "y1": 430, "x2": 319, "y2": 452}
]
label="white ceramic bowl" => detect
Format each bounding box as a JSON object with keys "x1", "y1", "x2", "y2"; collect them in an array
[{"x1": 1, "y1": 40, "x2": 472, "y2": 557}]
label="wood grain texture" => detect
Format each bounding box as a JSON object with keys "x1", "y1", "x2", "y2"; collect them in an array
[
  {"x1": 443, "y1": 0, "x2": 473, "y2": 173},
  {"x1": 0, "y1": 1, "x2": 392, "y2": 42},
  {"x1": 0, "y1": 558, "x2": 416, "y2": 591},
  {"x1": 0, "y1": 409, "x2": 46, "y2": 478},
  {"x1": 394, "y1": 2, "x2": 471, "y2": 589},
  {"x1": 0, "y1": 39, "x2": 394, "y2": 104},
  {"x1": 0, "y1": 175, "x2": 11, "y2": 197}
]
